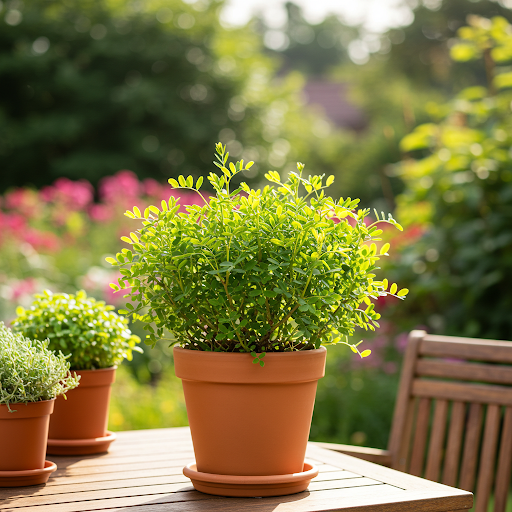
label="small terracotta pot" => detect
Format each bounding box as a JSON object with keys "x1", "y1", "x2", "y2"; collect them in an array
[
  {"x1": 174, "y1": 347, "x2": 326, "y2": 477},
  {"x1": 48, "y1": 367, "x2": 116, "y2": 440},
  {"x1": 0, "y1": 400, "x2": 54, "y2": 471}
]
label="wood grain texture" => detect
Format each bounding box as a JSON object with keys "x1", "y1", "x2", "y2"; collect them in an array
[
  {"x1": 412, "y1": 379, "x2": 512, "y2": 406},
  {"x1": 415, "y1": 360, "x2": 512, "y2": 385},
  {"x1": 425, "y1": 400, "x2": 448, "y2": 482},
  {"x1": 474, "y1": 404, "x2": 500, "y2": 512},
  {"x1": 419, "y1": 336, "x2": 512, "y2": 363},
  {"x1": 387, "y1": 330, "x2": 423, "y2": 469},
  {"x1": 310, "y1": 443, "x2": 391, "y2": 466},
  {"x1": 442, "y1": 401, "x2": 465, "y2": 487},
  {"x1": 494, "y1": 406, "x2": 512, "y2": 512},
  {"x1": 397, "y1": 398, "x2": 416, "y2": 473},
  {"x1": 459, "y1": 403, "x2": 483, "y2": 492},
  {"x1": 409, "y1": 397, "x2": 431, "y2": 477},
  {"x1": 0, "y1": 429, "x2": 473, "y2": 512}
]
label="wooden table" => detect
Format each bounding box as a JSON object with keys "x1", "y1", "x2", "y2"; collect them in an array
[{"x1": 0, "y1": 427, "x2": 473, "y2": 512}]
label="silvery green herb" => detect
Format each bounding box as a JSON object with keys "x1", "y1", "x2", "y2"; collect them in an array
[
  {"x1": 0, "y1": 322, "x2": 79, "y2": 410},
  {"x1": 108, "y1": 144, "x2": 407, "y2": 365}
]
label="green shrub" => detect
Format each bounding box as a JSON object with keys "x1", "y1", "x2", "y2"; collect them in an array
[
  {"x1": 108, "y1": 143, "x2": 408, "y2": 362},
  {"x1": 0, "y1": 322, "x2": 79, "y2": 409},
  {"x1": 390, "y1": 16, "x2": 512, "y2": 340},
  {"x1": 12, "y1": 290, "x2": 142, "y2": 370}
]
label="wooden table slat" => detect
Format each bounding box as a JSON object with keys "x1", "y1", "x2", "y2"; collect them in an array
[{"x1": 0, "y1": 428, "x2": 473, "y2": 512}]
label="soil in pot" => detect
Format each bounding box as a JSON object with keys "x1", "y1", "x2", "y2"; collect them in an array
[
  {"x1": 174, "y1": 347, "x2": 326, "y2": 480},
  {"x1": 47, "y1": 367, "x2": 116, "y2": 455}
]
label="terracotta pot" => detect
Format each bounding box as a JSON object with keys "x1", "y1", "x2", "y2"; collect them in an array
[
  {"x1": 0, "y1": 400, "x2": 54, "y2": 471},
  {"x1": 48, "y1": 367, "x2": 116, "y2": 440},
  {"x1": 174, "y1": 347, "x2": 326, "y2": 477}
]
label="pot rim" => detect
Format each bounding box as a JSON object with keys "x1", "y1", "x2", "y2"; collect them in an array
[
  {"x1": 67, "y1": 366, "x2": 117, "y2": 388},
  {"x1": 173, "y1": 346, "x2": 326, "y2": 384},
  {"x1": 0, "y1": 399, "x2": 55, "y2": 419}
]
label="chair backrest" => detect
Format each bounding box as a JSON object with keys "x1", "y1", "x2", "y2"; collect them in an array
[{"x1": 388, "y1": 330, "x2": 512, "y2": 512}]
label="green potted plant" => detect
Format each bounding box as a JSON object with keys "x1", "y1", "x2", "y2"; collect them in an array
[
  {"x1": 0, "y1": 322, "x2": 79, "y2": 487},
  {"x1": 108, "y1": 143, "x2": 407, "y2": 496},
  {"x1": 12, "y1": 290, "x2": 142, "y2": 455}
]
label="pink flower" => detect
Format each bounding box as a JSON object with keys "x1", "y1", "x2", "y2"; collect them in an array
[
  {"x1": 99, "y1": 170, "x2": 141, "y2": 203},
  {"x1": 41, "y1": 178, "x2": 94, "y2": 210},
  {"x1": 88, "y1": 204, "x2": 113, "y2": 222},
  {"x1": 23, "y1": 229, "x2": 60, "y2": 252},
  {"x1": 10, "y1": 278, "x2": 37, "y2": 301},
  {"x1": 4, "y1": 189, "x2": 40, "y2": 219}
]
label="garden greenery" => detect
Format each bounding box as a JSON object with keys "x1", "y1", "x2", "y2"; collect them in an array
[
  {"x1": 108, "y1": 144, "x2": 408, "y2": 365},
  {"x1": 0, "y1": 322, "x2": 79, "y2": 410},
  {"x1": 12, "y1": 290, "x2": 142, "y2": 370},
  {"x1": 391, "y1": 16, "x2": 512, "y2": 339}
]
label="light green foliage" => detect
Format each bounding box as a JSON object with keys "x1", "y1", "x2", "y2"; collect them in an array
[
  {"x1": 391, "y1": 16, "x2": 512, "y2": 339},
  {"x1": 0, "y1": 322, "x2": 79, "y2": 409},
  {"x1": 12, "y1": 290, "x2": 142, "y2": 370},
  {"x1": 450, "y1": 15, "x2": 512, "y2": 63},
  {"x1": 108, "y1": 143, "x2": 407, "y2": 361}
]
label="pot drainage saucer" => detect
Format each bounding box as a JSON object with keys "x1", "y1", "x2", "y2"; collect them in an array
[
  {"x1": 47, "y1": 431, "x2": 116, "y2": 455},
  {"x1": 183, "y1": 462, "x2": 318, "y2": 497},
  {"x1": 0, "y1": 460, "x2": 57, "y2": 487}
]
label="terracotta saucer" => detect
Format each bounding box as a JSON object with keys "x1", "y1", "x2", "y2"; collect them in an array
[
  {"x1": 0, "y1": 460, "x2": 57, "y2": 487},
  {"x1": 183, "y1": 462, "x2": 318, "y2": 497},
  {"x1": 47, "y1": 431, "x2": 116, "y2": 455}
]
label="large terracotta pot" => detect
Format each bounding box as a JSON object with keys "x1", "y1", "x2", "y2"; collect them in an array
[
  {"x1": 0, "y1": 400, "x2": 54, "y2": 471},
  {"x1": 47, "y1": 367, "x2": 116, "y2": 455},
  {"x1": 174, "y1": 347, "x2": 326, "y2": 477}
]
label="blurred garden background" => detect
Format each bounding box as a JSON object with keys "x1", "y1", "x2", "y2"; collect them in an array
[{"x1": 1, "y1": 0, "x2": 512, "y2": 450}]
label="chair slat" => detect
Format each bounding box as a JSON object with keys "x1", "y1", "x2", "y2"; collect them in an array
[
  {"x1": 493, "y1": 406, "x2": 512, "y2": 512},
  {"x1": 424, "y1": 400, "x2": 448, "y2": 481},
  {"x1": 416, "y1": 360, "x2": 512, "y2": 385},
  {"x1": 442, "y1": 401, "x2": 466, "y2": 487},
  {"x1": 474, "y1": 404, "x2": 501, "y2": 512},
  {"x1": 459, "y1": 403, "x2": 483, "y2": 492},
  {"x1": 396, "y1": 398, "x2": 416, "y2": 473},
  {"x1": 412, "y1": 379, "x2": 512, "y2": 406},
  {"x1": 389, "y1": 331, "x2": 422, "y2": 469},
  {"x1": 420, "y1": 336, "x2": 512, "y2": 364},
  {"x1": 409, "y1": 397, "x2": 431, "y2": 477}
]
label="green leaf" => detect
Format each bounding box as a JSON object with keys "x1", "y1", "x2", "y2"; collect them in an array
[
  {"x1": 450, "y1": 43, "x2": 477, "y2": 62},
  {"x1": 196, "y1": 176, "x2": 204, "y2": 189},
  {"x1": 105, "y1": 257, "x2": 117, "y2": 264},
  {"x1": 397, "y1": 288, "x2": 409, "y2": 297},
  {"x1": 326, "y1": 175, "x2": 335, "y2": 187},
  {"x1": 495, "y1": 71, "x2": 512, "y2": 90},
  {"x1": 168, "y1": 178, "x2": 179, "y2": 187},
  {"x1": 380, "y1": 243, "x2": 390, "y2": 255}
]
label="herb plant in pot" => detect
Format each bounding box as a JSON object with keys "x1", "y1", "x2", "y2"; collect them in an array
[
  {"x1": 0, "y1": 322, "x2": 79, "y2": 487},
  {"x1": 12, "y1": 290, "x2": 142, "y2": 455},
  {"x1": 108, "y1": 143, "x2": 408, "y2": 497}
]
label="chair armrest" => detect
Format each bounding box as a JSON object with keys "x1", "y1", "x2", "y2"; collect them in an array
[{"x1": 311, "y1": 442, "x2": 392, "y2": 466}]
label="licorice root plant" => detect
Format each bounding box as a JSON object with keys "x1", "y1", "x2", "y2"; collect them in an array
[{"x1": 108, "y1": 143, "x2": 408, "y2": 365}]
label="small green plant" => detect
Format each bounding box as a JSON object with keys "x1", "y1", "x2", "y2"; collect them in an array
[
  {"x1": 0, "y1": 322, "x2": 80, "y2": 410},
  {"x1": 12, "y1": 290, "x2": 142, "y2": 370},
  {"x1": 108, "y1": 143, "x2": 408, "y2": 365}
]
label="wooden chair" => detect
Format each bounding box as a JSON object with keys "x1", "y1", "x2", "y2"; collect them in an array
[{"x1": 314, "y1": 330, "x2": 512, "y2": 512}]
